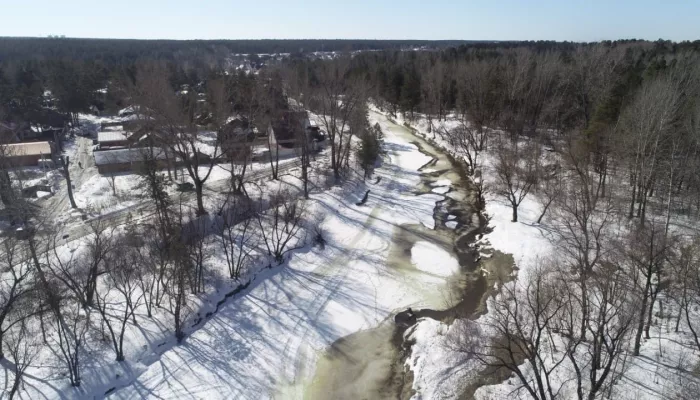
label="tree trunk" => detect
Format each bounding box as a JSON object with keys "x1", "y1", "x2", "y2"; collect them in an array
[
  {"x1": 536, "y1": 198, "x2": 554, "y2": 224},
  {"x1": 195, "y1": 181, "x2": 206, "y2": 216},
  {"x1": 62, "y1": 156, "x2": 78, "y2": 209},
  {"x1": 634, "y1": 277, "x2": 651, "y2": 355},
  {"x1": 645, "y1": 290, "x2": 658, "y2": 340},
  {"x1": 629, "y1": 174, "x2": 637, "y2": 219}
]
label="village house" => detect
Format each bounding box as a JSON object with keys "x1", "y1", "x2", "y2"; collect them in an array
[
  {"x1": 96, "y1": 130, "x2": 130, "y2": 149},
  {"x1": 267, "y1": 111, "x2": 326, "y2": 158},
  {"x1": 0, "y1": 141, "x2": 54, "y2": 167},
  {"x1": 219, "y1": 116, "x2": 260, "y2": 161},
  {"x1": 94, "y1": 147, "x2": 171, "y2": 174}
]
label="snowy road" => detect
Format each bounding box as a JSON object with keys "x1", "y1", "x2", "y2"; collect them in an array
[{"x1": 109, "y1": 111, "x2": 460, "y2": 399}]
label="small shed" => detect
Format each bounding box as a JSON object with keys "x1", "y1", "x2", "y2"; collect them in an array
[
  {"x1": 95, "y1": 147, "x2": 171, "y2": 174},
  {"x1": 97, "y1": 131, "x2": 130, "y2": 147},
  {"x1": 1, "y1": 142, "x2": 53, "y2": 167}
]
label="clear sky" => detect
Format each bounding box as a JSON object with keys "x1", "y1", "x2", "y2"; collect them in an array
[{"x1": 0, "y1": 0, "x2": 698, "y2": 42}]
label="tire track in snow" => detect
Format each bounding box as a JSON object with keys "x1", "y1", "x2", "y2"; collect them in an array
[{"x1": 278, "y1": 205, "x2": 382, "y2": 398}]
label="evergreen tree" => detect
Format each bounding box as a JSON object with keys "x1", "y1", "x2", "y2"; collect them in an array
[{"x1": 356, "y1": 122, "x2": 385, "y2": 179}]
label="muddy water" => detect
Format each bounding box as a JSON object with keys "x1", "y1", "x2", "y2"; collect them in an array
[{"x1": 304, "y1": 120, "x2": 513, "y2": 400}]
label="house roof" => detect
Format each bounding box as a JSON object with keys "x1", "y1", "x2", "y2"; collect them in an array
[
  {"x1": 2, "y1": 141, "x2": 52, "y2": 157},
  {"x1": 94, "y1": 147, "x2": 168, "y2": 166},
  {"x1": 98, "y1": 131, "x2": 130, "y2": 144},
  {"x1": 270, "y1": 111, "x2": 308, "y2": 148},
  {"x1": 225, "y1": 116, "x2": 250, "y2": 130},
  {"x1": 118, "y1": 106, "x2": 140, "y2": 117}
]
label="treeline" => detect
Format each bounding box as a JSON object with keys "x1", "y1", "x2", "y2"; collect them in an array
[
  {"x1": 343, "y1": 41, "x2": 700, "y2": 221},
  {"x1": 0, "y1": 37, "x2": 503, "y2": 64},
  {"x1": 346, "y1": 39, "x2": 698, "y2": 126},
  {"x1": 0, "y1": 57, "x2": 224, "y2": 127}
]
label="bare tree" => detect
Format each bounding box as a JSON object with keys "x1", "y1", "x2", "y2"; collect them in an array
[
  {"x1": 48, "y1": 236, "x2": 90, "y2": 308},
  {"x1": 142, "y1": 227, "x2": 172, "y2": 313},
  {"x1": 256, "y1": 191, "x2": 306, "y2": 265},
  {"x1": 564, "y1": 45, "x2": 617, "y2": 129},
  {"x1": 4, "y1": 318, "x2": 39, "y2": 399},
  {"x1": 169, "y1": 250, "x2": 190, "y2": 344},
  {"x1": 94, "y1": 238, "x2": 144, "y2": 361},
  {"x1": 619, "y1": 75, "x2": 682, "y2": 225},
  {"x1": 557, "y1": 262, "x2": 636, "y2": 400},
  {"x1": 61, "y1": 155, "x2": 78, "y2": 209},
  {"x1": 132, "y1": 64, "x2": 225, "y2": 216},
  {"x1": 493, "y1": 137, "x2": 538, "y2": 222},
  {"x1": 445, "y1": 59, "x2": 503, "y2": 173},
  {"x1": 669, "y1": 237, "x2": 700, "y2": 351},
  {"x1": 619, "y1": 222, "x2": 674, "y2": 355},
  {"x1": 310, "y1": 58, "x2": 366, "y2": 179},
  {"x1": 220, "y1": 127, "x2": 254, "y2": 196},
  {"x1": 184, "y1": 226, "x2": 210, "y2": 295},
  {"x1": 0, "y1": 238, "x2": 32, "y2": 358},
  {"x1": 81, "y1": 219, "x2": 117, "y2": 307},
  {"x1": 536, "y1": 163, "x2": 564, "y2": 224},
  {"x1": 218, "y1": 199, "x2": 256, "y2": 280},
  {"x1": 297, "y1": 119, "x2": 312, "y2": 199},
  {"x1": 454, "y1": 261, "x2": 568, "y2": 400},
  {"x1": 550, "y1": 137, "x2": 615, "y2": 340},
  {"x1": 138, "y1": 145, "x2": 173, "y2": 243},
  {"x1": 23, "y1": 227, "x2": 84, "y2": 387},
  {"x1": 53, "y1": 298, "x2": 90, "y2": 387}
]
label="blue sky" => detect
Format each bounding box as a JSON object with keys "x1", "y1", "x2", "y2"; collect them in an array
[{"x1": 0, "y1": 0, "x2": 698, "y2": 41}]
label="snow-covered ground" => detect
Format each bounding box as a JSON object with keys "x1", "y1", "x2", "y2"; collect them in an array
[
  {"x1": 411, "y1": 241, "x2": 460, "y2": 277},
  {"x1": 398, "y1": 111, "x2": 700, "y2": 400},
  {"x1": 6, "y1": 108, "x2": 465, "y2": 399},
  {"x1": 107, "y1": 110, "x2": 455, "y2": 399}
]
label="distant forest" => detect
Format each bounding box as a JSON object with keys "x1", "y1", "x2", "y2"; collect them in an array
[
  {"x1": 7, "y1": 37, "x2": 697, "y2": 64},
  {"x1": 0, "y1": 37, "x2": 501, "y2": 63}
]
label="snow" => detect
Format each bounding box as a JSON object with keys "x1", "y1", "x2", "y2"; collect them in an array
[
  {"x1": 109, "y1": 113, "x2": 448, "y2": 399},
  {"x1": 411, "y1": 241, "x2": 459, "y2": 277},
  {"x1": 432, "y1": 179, "x2": 451, "y2": 187},
  {"x1": 478, "y1": 154, "x2": 553, "y2": 275},
  {"x1": 397, "y1": 110, "x2": 700, "y2": 400},
  {"x1": 21, "y1": 106, "x2": 697, "y2": 400},
  {"x1": 2, "y1": 107, "x2": 459, "y2": 400},
  {"x1": 73, "y1": 173, "x2": 142, "y2": 214},
  {"x1": 405, "y1": 318, "x2": 484, "y2": 400},
  {"x1": 431, "y1": 186, "x2": 450, "y2": 194}
]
